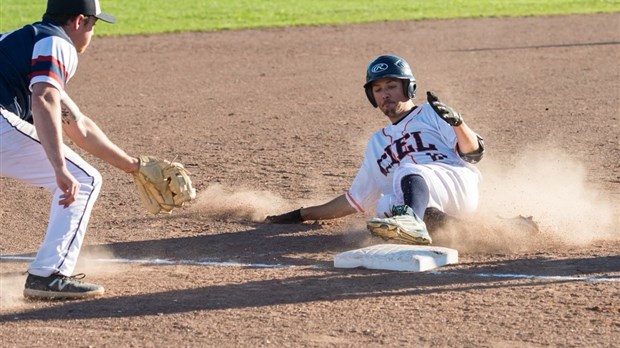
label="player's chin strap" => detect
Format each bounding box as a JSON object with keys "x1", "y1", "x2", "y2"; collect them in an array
[{"x1": 458, "y1": 135, "x2": 485, "y2": 164}]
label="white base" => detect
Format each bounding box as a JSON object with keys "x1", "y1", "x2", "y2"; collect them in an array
[{"x1": 333, "y1": 244, "x2": 458, "y2": 272}]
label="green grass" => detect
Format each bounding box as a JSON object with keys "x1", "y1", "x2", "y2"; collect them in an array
[{"x1": 1, "y1": 0, "x2": 618, "y2": 36}]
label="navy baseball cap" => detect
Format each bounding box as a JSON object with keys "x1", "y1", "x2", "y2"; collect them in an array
[{"x1": 46, "y1": 0, "x2": 116, "y2": 24}]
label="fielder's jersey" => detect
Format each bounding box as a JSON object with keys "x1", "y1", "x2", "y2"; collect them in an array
[
  {"x1": 0, "y1": 19, "x2": 78, "y2": 123},
  {"x1": 346, "y1": 103, "x2": 480, "y2": 213}
]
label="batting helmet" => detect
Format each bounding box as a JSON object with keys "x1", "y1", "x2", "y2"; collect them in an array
[{"x1": 364, "y1": 55, "x2": 416, "y2": 108}]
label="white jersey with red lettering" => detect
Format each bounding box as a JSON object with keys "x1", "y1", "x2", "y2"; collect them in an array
[{"x1": 345, "y1": 103, "x2": 481, "y2": 217}]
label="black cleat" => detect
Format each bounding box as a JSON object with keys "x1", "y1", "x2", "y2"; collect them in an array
[{"x1": 24, "y1": 273, "x2": 104, "y2": 300}]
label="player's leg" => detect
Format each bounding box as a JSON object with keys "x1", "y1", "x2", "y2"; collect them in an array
[
  {"x1": 399, "y1": 174, "x2": 429, "y2": 219},
  {"x1": 398, "y1": 173, "x2": 456, "y2": 232},
  {"x1": 1, "y1": 111, "x2": 104, "y2": 299},
  {"x1": 367, "y1": 165, "x2": 433, "y2": 244},
  {"x1": 394, "y1": 163, "x2": 480, "y2": 216},
  {"x1": 27, "y1": 148, "x2": 103, "y2": 277}
]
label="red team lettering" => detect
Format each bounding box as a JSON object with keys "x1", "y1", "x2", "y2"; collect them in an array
[{"x1": 377, "y1": 131, "x2": 439, "y2": 175}]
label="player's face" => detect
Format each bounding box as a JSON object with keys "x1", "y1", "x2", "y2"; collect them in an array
[
  {"x1": 371, "y1": 78, "x2": 411, "y2": 121},
  {"x1": 71, "y1": 15, "x2": 97, "y2": 53}
]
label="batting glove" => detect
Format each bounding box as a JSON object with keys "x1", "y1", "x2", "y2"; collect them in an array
[
  {"x1": 426, "y1": 91, "x2": 463, "y2": 127},
  {"x1": 264, "y1": 208, "x2": 304, "y2": 224}
]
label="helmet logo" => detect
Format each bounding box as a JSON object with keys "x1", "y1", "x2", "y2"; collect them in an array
[{"x1": 370, "y1": 63, "x2": 388, "y2": 73}]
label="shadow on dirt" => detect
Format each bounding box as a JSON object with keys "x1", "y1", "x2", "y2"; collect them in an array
[
  {"x1": 1, "y1": 255, "x2": 618, "y2": 321},
  {"x1": 85, "y1": 220, "x2": 363, "y2": 267},
  {"x1": 451, "y1": 255, "x2": 620, "y2": 277}
]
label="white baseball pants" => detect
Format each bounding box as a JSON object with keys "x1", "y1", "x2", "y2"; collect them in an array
[
  {"x1": 376, "y1": 162, "x2": 480, "y2": 218},
  {"x1": 1, "y1": 109, "x2": 102, "y2": 277}
]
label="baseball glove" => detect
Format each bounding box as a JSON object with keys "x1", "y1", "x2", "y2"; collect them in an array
[{"x1": 132, "y1": 155, "x2": 196, "y2": 214}]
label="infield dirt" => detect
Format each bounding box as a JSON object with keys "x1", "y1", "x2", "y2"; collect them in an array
[{"x1": 1, "y1": 13, "x2": 619, "y2": 347}]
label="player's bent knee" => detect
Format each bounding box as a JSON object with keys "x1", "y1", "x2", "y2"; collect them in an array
[{"x1": 77, "y1": 167, "x2": 102, "y2": 193}]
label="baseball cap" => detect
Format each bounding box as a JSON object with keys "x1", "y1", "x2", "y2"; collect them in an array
[{"x1": 46, "y1": 0, "x2": 116, "y2": 24}]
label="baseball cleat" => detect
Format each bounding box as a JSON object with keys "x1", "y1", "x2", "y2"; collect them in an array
[
  {"x1": 367, "y1": 205, "x2": 432, "y2": 245},
  {"x1": 23, "y1": 273, "x2": 104, "y2": 300}
]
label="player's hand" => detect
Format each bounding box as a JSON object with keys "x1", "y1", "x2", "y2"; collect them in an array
[
  {"x1": 426, "y1": 91, "x2": 463, "y2": 127},
  {"x1": 55, "y1": 167, "x2": 80, "y2": 208},
  {"x1": 264, "y1": 208, "x2": 304, "y2": 224}
]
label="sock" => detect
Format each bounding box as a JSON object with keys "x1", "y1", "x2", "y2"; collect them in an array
[{"x1": 400, "y1": 174, "x2": 429, "y2": 219}]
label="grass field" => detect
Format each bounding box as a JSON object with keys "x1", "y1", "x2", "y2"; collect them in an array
[{"x1": 1, "y1": 0, "x2": 619, "y2": 36}]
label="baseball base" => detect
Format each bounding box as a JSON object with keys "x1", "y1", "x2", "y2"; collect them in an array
[{"x1": 334, "y1": 244, "x2": 458, "y2": 272}]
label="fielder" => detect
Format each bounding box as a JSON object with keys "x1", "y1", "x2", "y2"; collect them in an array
[
  {"x1": 0, "y1": 0, "x2": 195, "y2": 300},
  {"x1": 266, "y1": 55, "x2": 484, "y2": 244}
]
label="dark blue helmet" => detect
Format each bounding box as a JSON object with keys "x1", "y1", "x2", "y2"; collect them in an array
[{"x1": 364, "y1": 55, "x2": 416, "y2": 107}]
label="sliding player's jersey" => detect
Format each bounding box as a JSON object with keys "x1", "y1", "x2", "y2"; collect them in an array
[{"x1": 346, "y1": 103, "x2": 481, "y2": 214}]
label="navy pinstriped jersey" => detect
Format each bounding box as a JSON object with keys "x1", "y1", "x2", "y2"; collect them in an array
[{"x1": 0, "y1": 19, "x2": 78, "y2": 123}]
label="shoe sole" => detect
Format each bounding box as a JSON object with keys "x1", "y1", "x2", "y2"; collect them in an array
[
  {"x1": 23, "y1": 288, "x2": 104, "y2": 300},
  {"x1": 367, "y1": 221, "x2": 432, "y2": 245}
]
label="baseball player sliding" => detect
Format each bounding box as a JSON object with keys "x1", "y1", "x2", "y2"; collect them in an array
[
  {"x1": 0, "y1": 0, "x2": 195, "y2": 300},
  {"x1": 266, "y1": 54, "x2": 485, "y2": 245}
]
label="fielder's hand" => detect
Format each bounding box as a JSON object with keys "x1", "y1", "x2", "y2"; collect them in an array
[
  {"x1": 132, "y1": 155, "x2": 196, "y2": 214},
  {"x1": 426, "y1": 91, "x2": 463, "y2": 127},
  {"x1": 264, "y1": 208, "x2": 304, "y2": 224}
]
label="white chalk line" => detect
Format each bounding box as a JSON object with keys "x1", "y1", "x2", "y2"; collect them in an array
[
  {"x1": 431, "y1": 271, "x2": 619, "y2": 282},
  {"x1": 1, "y1": 255, "x2": 618, "y2": 282},
  {"x1": 0, "y1": 255, "x2": 301, "y2": 269}
]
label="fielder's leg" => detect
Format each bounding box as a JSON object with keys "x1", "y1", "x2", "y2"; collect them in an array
[{"x1": 1, "y1": 111, "x2": 104, "y2": 299}]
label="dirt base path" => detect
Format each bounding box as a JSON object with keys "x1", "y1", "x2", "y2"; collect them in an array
[{"x1": 1, "y1": 13, "x2": 619, "y2": 347}]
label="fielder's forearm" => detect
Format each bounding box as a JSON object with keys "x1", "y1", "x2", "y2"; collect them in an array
[{"x1": 63, "y1": 116, "x2": 139, "y2": 173}]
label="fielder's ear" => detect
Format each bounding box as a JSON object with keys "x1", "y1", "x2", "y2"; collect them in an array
[
  {"x1": 68, "y1": 15, "x2": 89, "y2": 30},
  {"x1": 66, "y1": 15, "x2": 80, "y2": 30}
]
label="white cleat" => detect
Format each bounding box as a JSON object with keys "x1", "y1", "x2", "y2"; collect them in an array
[{"x1": 367, "y1": 209, "x2": 432, "y2": 245}]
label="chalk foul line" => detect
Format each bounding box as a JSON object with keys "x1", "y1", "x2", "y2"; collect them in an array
[
  {"x1": 431, "y1": 271, "x2": 619, "y2": 282},
  {"x1": 1, "y1": 255, "x2": 617, "y2": 282},
  {"x1": 0, "y1": 255, "x2": 299, "y2": 269}
]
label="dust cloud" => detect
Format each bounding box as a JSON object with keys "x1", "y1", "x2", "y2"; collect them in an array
[
  {"x1": 189, "y1": 151, "x2": 617, "y2": 255},
  {"x1": 75, "y1": 246, "x2": 127, "y2": 276},
  {"x1": 0, "y1": 271, "x2": 28, "y2": 311},
  {"x1": 0, "y1": 248, "x2": 125, "y2": 311},
  {"x1": 434, "y1": 149, "x2": 618, "y2": 253},
  {"x1": 192, "y1": 183, "x2": 303, "y2": 222}
]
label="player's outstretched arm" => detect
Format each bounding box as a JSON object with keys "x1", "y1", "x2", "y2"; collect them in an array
[{"x1": 265, "y1": 194, "x2": 357, "y2": 224}]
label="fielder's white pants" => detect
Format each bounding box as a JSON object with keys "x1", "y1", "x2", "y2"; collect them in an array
[
  {"x1": 0, "y1": 109, "x2": 101, "y2": 277},
  {"x1": 376, "y1": 162, "x2": 480, "y2": 218}
]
